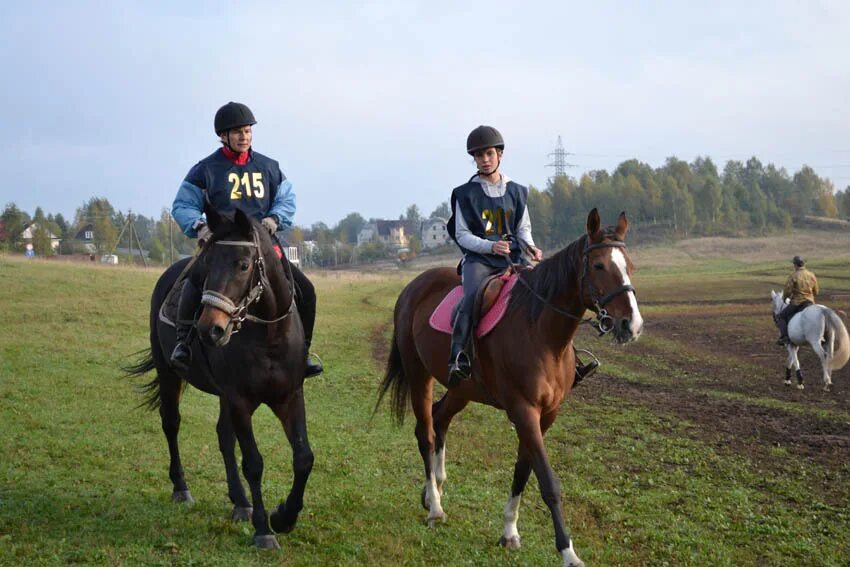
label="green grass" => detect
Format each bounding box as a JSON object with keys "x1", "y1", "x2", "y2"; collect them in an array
[{"x1": 1, "y1": 253, "x2": 850, "y2": 566}]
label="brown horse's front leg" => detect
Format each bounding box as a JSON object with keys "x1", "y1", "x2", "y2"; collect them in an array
[{"x1": 510, "y1": 407, "x2": 584, "y2": 567}]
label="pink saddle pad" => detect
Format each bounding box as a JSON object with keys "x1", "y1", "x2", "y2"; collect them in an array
[{"x1": 429, "y1": 274, "x2": 520, "y2": 338}]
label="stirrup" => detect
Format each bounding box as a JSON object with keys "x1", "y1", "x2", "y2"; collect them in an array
[
  {"x1": 170, "y1": 342, "x2": 192, "y2": 372},
  {"x1": 448, "y1": 351, "x2": 471, "y2": 386},
  {"x1": 305, "y1": 352, "x2": 323, "y2": 378}
]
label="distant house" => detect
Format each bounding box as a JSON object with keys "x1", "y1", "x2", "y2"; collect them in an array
[
  {"x1": 421, "y1": 217, "x2": 449, "y2": 249},
  {"x1": 21, "y1": 223, "x2": 62, "y2": 252},
  {"x1": 73, "y1": 223, "x2": 96, "y2": 252},
  {"x1": 357, "y1": 220, "x2": 411, "y2": 248}
]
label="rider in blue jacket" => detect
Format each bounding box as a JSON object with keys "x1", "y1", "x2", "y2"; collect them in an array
[{"x1": 170, "y1": 102, "x2": 322, "y2": 378}]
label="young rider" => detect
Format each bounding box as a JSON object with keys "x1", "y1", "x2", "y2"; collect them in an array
[
  {"x1": 446, "y1": 125, "x2": 598, "y2": 386},
  {"x1": 170, "y1": 101, "x2": 323, "y2": 378},
  {"x1": 776, "y1": 255, "x2": 819, "y2": 345}
]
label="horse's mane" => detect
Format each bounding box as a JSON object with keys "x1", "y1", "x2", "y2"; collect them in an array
[{"x1": 509, "y1": 227, "x2": 622, "y2": 321}]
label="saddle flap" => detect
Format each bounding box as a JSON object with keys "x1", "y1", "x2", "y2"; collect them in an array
[{"x1": 158, "y1": 278, "x2": 187, "y2": 328}]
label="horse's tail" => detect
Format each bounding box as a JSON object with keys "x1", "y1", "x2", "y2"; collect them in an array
[
  {"x1": 375, "y1": 325, "x2": 409, "y2": 425},
  {"x1": 122, "y1": 349, "x2": 163, "y2": 411},
  {"x1": 825, "y1": 309, "x2": 850, "y2": 370}
]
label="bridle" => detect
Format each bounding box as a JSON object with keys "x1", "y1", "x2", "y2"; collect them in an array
[
  {"x1": 515, "y1": 237, "x2": 636, "y2": 335},
  {"x1": 200, "y1": 229, "x2": 296, "y2": 335}
]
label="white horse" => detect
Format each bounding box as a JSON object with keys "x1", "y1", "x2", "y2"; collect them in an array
[{"x1": 770, "y1": 290, "x2": 850, "y2": 391}]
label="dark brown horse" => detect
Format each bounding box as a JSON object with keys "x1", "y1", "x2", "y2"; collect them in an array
[
  {"x1": 125, "y1": 208, "x2": 313, "y2": 549},
  {"x1": 377, "y1": 209, "x2": 642, "y2": 566}
]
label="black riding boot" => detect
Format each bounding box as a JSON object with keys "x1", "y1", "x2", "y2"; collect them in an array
[
  {"x1": 304, "y1": 341, "x2": 323, "y2": 378},
  {"x1": 776, "y1": 317, "x2": 790, "y2": 346},
  {"x1": 170, "y1": 280, "x2": 201, "y2": 373},
  {"x1": 574, "y1": 350, "x2": 599, "y2": 385},
  {"x1": 448, "y1": 314, "x2": 473, "y2": 386}
]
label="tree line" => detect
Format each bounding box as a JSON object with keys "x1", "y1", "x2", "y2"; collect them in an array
[{"x1": 2, "y1": 155, "x2": 847, "y2": 264}]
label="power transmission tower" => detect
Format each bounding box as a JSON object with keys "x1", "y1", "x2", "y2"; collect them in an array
[{"x1": 546, "y1": 136, "x2": 575, "y2": 179}]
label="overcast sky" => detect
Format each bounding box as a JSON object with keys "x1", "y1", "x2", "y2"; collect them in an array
[{"x1": 2, "y1": 1, "x2": 849, "y2": 227}]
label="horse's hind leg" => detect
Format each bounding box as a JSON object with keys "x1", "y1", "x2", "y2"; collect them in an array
[
  {"x1": 228, "y1": 398, "x2": 279, "y2": 549},
  {"x1": 431, "y1": 392, "x2": 470, "y2": 497},
  {"x1": 159, "y1": 373, "x2": 193, "y2": 503},
  {"x1": 216, "y1": 398, "x2": 252, "y2": 521},
  {"x1": 269, "y1": 388, "x2": 314, "y2": 535},
  {"x1": 812, "y1": 341, "x2": 832, "y2": 391},
  {"x1": 409, "y1": 371, "x2": 445, "y2": 526}
]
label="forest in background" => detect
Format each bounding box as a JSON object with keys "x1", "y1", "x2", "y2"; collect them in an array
[{"x1": 3, "y1": 155, "x2": 848, "y2": 264}]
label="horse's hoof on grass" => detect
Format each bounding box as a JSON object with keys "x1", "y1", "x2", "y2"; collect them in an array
[
  {"x1": 270, "y1": 506, "x2": 297, "y2": 534},
  {"x1": 797, "y1": 384, "x2": 805, "y2": 390},
  {"x1": 823, "y1": 385, "x2": 832, "y2": 392},
  {"x1": 232, "y1": 506, "x2": 253, "y2": 522},
  {"x1": 426, "y1": 512, "x2": 447, "y2": 528},
  {"x1": 783, "y1": 379, "x2": 792, "y2": 386},
  {"x1": 172, "y1": 490, "x2": 194, "y2": 504},
  {"x1": 253, "y1": 535, "x2": 280, "y2": 549},
  {"x1": 498, "y1": 535, "x2": 521, "y2": 549}
]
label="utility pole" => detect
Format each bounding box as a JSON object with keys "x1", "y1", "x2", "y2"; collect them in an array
[{"x1": 546, "y1": 136, "x2": 575, "y2": 179}]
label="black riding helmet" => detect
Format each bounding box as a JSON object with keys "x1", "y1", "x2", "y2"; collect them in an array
[
  {"x1": 214, "y1": 102, "x2": 257, "y2": 135},
  {"x1": 793, "y1": 255, "x2": 805, "y2": 267},
  {"x1": 466, "y1": 125, "x2": 504, "y2": 155}
]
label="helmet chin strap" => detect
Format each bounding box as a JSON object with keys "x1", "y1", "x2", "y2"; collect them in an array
[{"x1": 221, "y1": 131, "x2": 249, "y2": 155}]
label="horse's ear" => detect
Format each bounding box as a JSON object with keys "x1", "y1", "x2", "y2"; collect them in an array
[
  {"x1": 234, "y1": 208, "x2": 252, "y2": 235},
  {"x1": 207, "y1": 207, "x2": 222, "y2": 231},
  {"x1": 615, "y1": 211, "x2": 629, "y2": 239},
  {"x1": 586, "y1": 208, "x2": 601, "y2": 236}
]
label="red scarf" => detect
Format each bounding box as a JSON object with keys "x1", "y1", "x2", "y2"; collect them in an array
[{"x1": 221, "y1": 145, "x2": 250, "y2": 165}]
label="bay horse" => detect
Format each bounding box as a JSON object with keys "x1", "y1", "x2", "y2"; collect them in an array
[
  {"x1": 125, "y1": 208, "x2": 313, "y2": 549},
  {"x1": 376, "y1": 209, "x2": 643, "y2": 567},
  {"x1": 770, "y1": 290, "x2": 850, "y2": 391}
]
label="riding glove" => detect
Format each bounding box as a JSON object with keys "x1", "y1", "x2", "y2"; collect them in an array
[{"x1": 261, "y1": 216, "x2": 278, "y2": 235}]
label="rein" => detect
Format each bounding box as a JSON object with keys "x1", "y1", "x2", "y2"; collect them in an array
[
  {"x1": 516, "y1": 239, "x2": 636, "y2": 336},
  {"x1": 200, "y1": 231, "x2": 296, "y2": 334}
]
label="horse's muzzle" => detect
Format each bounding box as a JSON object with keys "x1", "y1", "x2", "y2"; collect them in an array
[{"x1": 614, "y1": 317, "x2": 641, "y2": 344}]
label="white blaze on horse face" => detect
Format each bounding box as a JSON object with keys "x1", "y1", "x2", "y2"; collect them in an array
[{"x1": 610, "y1": 248, "x2": 643, "y2": 337}]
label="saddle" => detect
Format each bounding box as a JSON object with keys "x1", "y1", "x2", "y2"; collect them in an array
[
  {"x1": 429, "y1": 268, "x2": 525, "y2": 337},
  {"x1": 158, "y1": 279, "x2": 186, "y2": 328}
]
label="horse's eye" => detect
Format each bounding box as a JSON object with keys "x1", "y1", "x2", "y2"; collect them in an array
[
  {"x1": 593, "y1": 262, "x2": 605, "y2": 271},
  {"x1": 240, "y1": 261, "x2": 250, "y2": 271}
]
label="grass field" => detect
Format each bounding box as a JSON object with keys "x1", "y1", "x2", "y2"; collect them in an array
[{"x1": 2, "y1": 231, "x2": 850, "y2": 566}]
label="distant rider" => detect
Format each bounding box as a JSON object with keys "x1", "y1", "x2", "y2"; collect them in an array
[
  {"x1": 170, "y1": 101, "x2": 323, "y2": 378},
  {"x1": 776, "y1": 255, "x2": 819, "y2": 345}
]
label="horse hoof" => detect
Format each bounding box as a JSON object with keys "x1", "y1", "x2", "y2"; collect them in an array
[
  {"x1": 823, "y1": 385, "x2": 832, "y2": 392},
  {"x1": 783, "y1": 380, "x2": 792, "y2": 386},
  {"x1": 426, "y1": 512, "x2": 447, "y2": 528},
  {"x1": 797, "y1": 384, "x2": 805, "y2": 390},
  {"x1": 171, "y1": 490, "x2": 194, "y2": 504},
  {"x1": 498, "y1": 535, "x2": 521, "y2": 549},
  {"x1": 232, "y1": 506, "x2": 253, "y2": 522},
  {"x1": 270, "y1": 506, "x2": 297, "y2": 534},
  {"x1": 253, "y1": 535, "x2": 280, "y2": 549}
]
